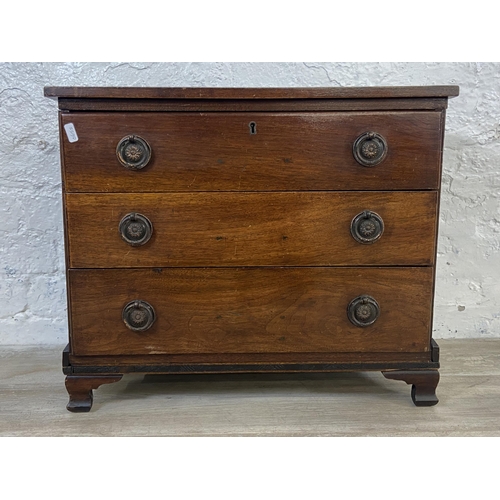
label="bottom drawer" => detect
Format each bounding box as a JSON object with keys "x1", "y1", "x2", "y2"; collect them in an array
[{"x1": 69, "y1": 267, "x2": 433, "y2": 356}]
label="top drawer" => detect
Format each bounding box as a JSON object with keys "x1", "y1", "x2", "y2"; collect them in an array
[{"x1": 60, "y1": 111, "x2": 443, "y2": 192}]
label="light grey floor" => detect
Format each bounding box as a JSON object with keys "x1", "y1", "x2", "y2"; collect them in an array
[{"x1": 1, "y1": 339, "x2": 499, "y2": 436}]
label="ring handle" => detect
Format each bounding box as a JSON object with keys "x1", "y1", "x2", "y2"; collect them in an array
[
  {"x1": 350, "y1": 210, "x2": 384, "y2": 244},
  {"x1": 353, "y1": 132, "x2": 388, "y2": 167},
  {"x1": 122, "y1": 300, "x2": 156, "y2": 332},
  {"x1": 119, "y1": 212, "x2": 153, "y2": 247},
  {"x1": 116, "y1": 135, "x2": 152, "y2": 170},
  {"x1": 347, "y1": 295, "x2": 380, "y2": 327}
]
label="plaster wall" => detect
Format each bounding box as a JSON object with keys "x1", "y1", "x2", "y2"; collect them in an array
[{"x1": 0, "y1": 62, "x2": 498, "y2": 344}]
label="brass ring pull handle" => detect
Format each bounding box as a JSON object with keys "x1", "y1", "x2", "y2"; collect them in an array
[
  {"x1": 122, "y1": 300, "x2": 156, "y2": 332},
  {"x1": 350, "y1": 210, "x2": 384, "y2": 244},
  {"x1": 353, "y1": 131, "x2": 388, "y2": 167},
  {"x1": 347, "y1": 295, "x2": 380, "y2": 327},
  {"x1": 119, "y1": 212, "x2": 153, "y2": 246},
  {"x1": 116, "y1": 135, "x2": 152, "y2": 170}
]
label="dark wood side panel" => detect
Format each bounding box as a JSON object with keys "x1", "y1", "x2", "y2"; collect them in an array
[
  {"x1": 69, "y1": 267, "x2": 434, "y2": 356},
  {"x1": 66, "y1": 191, "x2": 438, "y2": 268},
  {"x1": 60, "y1": 112, "x2": 443, "y2": 192},
  {"x1": 59, "y1": 113, "x2": 75, "y2": 354}
]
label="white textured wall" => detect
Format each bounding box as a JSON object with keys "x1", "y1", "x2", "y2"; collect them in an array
[{"x1": 1, "y1": 62, "x2": 499, "y2": 344}]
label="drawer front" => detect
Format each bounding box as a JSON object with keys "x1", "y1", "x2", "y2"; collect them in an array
[
  {"x1": 61, "y1": 111, "x2": 443, "y2": 192},
  {"x1": 69, "y1": 267, "x2": 433, "y2": 356},
  {"x1": 66, "y1": 191, "x2": 437, "y2": 268}
]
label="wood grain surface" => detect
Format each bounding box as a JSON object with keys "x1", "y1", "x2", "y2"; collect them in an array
[
  {"x1": 45, "y1": 85, "x2": 460, "y2": 100},
  {"x1": 55, "y1": 98, "x2": 450, "y2": 112},
  {"x1": 66, "y1": 191, "x2": 438, "y2": 268},
  {"x1": 67, "y1": 351, "x2": 432, "y2": 367},
  {"x1": 41, "y1": 86, "x2": 458, "y2": 414},
  {"x1": 60, "y1": 111, "x2": 444, "y2": 192},
  {"x1": 68, "y1": 267, "x2": 433, "y2": 356}
]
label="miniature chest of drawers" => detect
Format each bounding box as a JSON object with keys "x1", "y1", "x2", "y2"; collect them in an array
[{"x1": 45, "y1": 85, "x2": 459, "y2": 412}]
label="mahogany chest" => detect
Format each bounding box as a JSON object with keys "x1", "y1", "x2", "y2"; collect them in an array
[{"x1": 44, "y1": 86, "x2": 459, "y2": 411}]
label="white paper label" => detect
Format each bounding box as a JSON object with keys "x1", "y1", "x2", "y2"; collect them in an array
[{"x1": 64, "y1": 123, "x2": 79, "y2": 143}]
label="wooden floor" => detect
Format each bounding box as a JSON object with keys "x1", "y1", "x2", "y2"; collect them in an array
[{"x1": 1, "y1": 339, "x2": 499, "y2": 436}]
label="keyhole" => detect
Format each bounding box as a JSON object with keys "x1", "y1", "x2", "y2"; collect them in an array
[{"x1": 249, "y1": 121, "x2": 257, "y2": 135}]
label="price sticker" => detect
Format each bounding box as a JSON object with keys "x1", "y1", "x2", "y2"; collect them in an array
[{"x1": 64, "y1": 123, "x2": 79, "y2": 143}]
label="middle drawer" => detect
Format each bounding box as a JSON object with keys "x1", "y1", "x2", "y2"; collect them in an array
[{"x1": 66, "y1": 191, "x2": 437, "y2": 267}]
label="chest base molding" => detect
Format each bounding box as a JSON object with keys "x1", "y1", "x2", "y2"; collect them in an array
[{"x1": 63, "y1": 343, "x2": 440, "y2": 411}]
